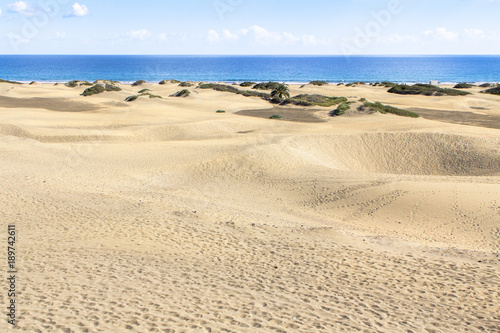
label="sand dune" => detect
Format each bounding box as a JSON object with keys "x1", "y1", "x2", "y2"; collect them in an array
[{"x1": 0, "y1": 82, "x2": 499, "y2": 332}]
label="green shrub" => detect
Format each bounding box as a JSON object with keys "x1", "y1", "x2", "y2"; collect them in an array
[
  {"x1": 142, "y1": 93, "x2": 162, "y2": 99},
  {"x1": 0, "y1": 79, "x2": 21, "y2": 84},
  {"x1": 337, "y1": 83, "x2": 345, "y2": 86},
  {"x1": 216, "y1": 110, "x2": 226, "y2": 113},
  {"x1": 282, "y1": 94, "x2": 347, "y2": 107},
  {"x1": 380, "y1": 81, "x2": 396, "y2": 87},
  {"x1": 80, "y1": 81, "x2": 93, "y2": 86},
  {"x1": 346, "y1": 83, "x2": 356, "y2": 87},
  {"x1": 240, "y1": 81, "x2": 256, "y2": 87},
  {"x1": 138, "y1": 89, "x2": 151, "y2": 93},
  {"x1": 179, "y1": 81, "x2": 194, "y2": 87},
  {"x1": 170, "y1": 79, "x2": 181, "y2": 84},
  {"x1": 253, "y1": 82, "x2": 281, "y2": 90},
  {"x1": 132, "y1": 80, "x2": 146, "y2": 87},
  {"x1": 388, "y1": 84, "x2": 471, "y2": 96},
  {"x1": 359, "y1": 97, "x2": 367, "y2": 102},
  {"x1": 81, "y1": 84, "x2": 106, "y2": 96},
  {"x1": 105, "y1": 83, "x2": 122, "y2": 92},
  {"x1": 65, "y1": 80, "x2": 79, "y2": 88},
  {"x1": 125, "y1": 95, "x2": 139, "y2": 102},
  {"x1": 171, "y1": 89, "x2": 191, "y2": 97},
  {"x1": 364, "y1": 101, "x2": 419, "y2": 118},
  {"x1": 198, "y1": 83, "x2": 240, "y2": 93},
  {"x1": 269, "y1": 114, "x2": 283, "y2": 119},
  {"x1": 309, "y1": 80, "x2": 328, "y2": 86},
  {"x1": 479, "y1": 83, "x2": 492, "y2": 88},
  {"x1": 29, "y1": 81, "x2": 37, "y2": 85},
  {"x1": 454, "y1": 83, "x2": 474, "y2": 89},
  {"x1": 482, "y1": 87, "x2": 500, "y2": 95},
  {"x1": 333, "y1": 102, "x2": 351, "y2": 116},
  {"x1": 159, "y1": 80, "x2": 168, "y2": 85}
]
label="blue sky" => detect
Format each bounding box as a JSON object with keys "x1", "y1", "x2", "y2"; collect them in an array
[{"x1": 0, "y1": 0, "x2": 499, "y2": 55}]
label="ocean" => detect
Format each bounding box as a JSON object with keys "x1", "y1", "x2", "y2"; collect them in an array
[{"x1": 1, "y1": 55, "x2": 499, "y2": 84}]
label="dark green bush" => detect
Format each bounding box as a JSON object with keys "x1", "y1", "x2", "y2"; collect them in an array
[
  {"x1": 479, "y1": 83, "x2": 492, "y2": 88},
  {"x1": 482, "y1": 87, "x2": 500, "y2": 95},
  {"x1": 253, "y1": 82, "x2": 281, "y2": 90},
  {"x1": 198, "y1": 83, "x2": 240, "y2": 93},
  {"x1": 65, "y1": 80, "x2": 79, "y2": 88},
  {"x1": 380, "y1": 81, "x2": 396, "y2": 87},
  {"x1": 132, "y1": 80, "x2": 146, "y2": 87},
  {"x1": 171, "y1": 89, "x2": 191, "y2": 97},
  {"x1": 388, "y1": 84, "x2": 471, "y2": 96},
  {"x1": 105, "y1": 83, "x2": 122, "y2": 92},
  {"x1": 309, "y1": 81, "x2": 328, "y2": 86},
  {"x1": 282, "y1": 94, "x2": 347, "y2": 107},
  {"x1": 240, "y1": 81, "x2": 256, "y2": 87},
  {"x1": 0, "y1": 79, "x2": 21, "y2": 84},
  {"x1": 81, "y1": 84, "x2": 106, "y2": 96},
  {"x1": 454, "y1": 83, "x2": 474, "y2": 89},
  {"x1": 125, "y1": 95, "x2": 139, "y2": 102},
  {"x1": 142, "y1": 93, "x2": 162, "y2": 99},
  {"x1": 179, "y1": 81, "x2": 194, "y2": 87},
  {"x1": 333, "y1": 102, "x2": 351, "y2": 116},
  {"x1": 159, "y1": 80, "x2": 168, "y2": 85},
  {"x1": 364, "y1": 101, "x2": 419, "y2": 118},
  {"x1": 216, "y1": 110, "x2": 226, "y2": 113},
  {"x1": 269, "y1": 114, "x2": 283, "y2": 119},
  {"x1": 138, "y1": 89, "x2": 151, "y2": 94}
]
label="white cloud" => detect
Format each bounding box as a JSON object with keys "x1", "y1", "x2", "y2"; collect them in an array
[
  {"x1": 126, "y1": 29, "x2": 151, "y2": 41},
  {"x1": 423, "y1": 27, "x2": 459, "y2": 41},
  {"x1": 465, "y1": 28, "x2": 485, "y2": 40},
  {"x1": 222, "y1": 29, "x2": 238, "y2": 41},
  {"x1": 71, "y1": 3, "x2": 88, "y2": 17},
  {"x1": 205, "y1": 25, "x2": 326, "y2": 48},
  {"x1": 7, "y1": 1, "x2": 28, "y2": 13},
  {"x1": 207, "y1": 29, "x2": 220, "y2": 42},
  {"x1": 158, "y1": 33, "x2": 167, "y2": 42}
]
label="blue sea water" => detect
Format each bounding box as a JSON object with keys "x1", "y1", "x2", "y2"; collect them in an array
[{"x1": 0, "y1": 55, "x2": 499, "y2": 84}]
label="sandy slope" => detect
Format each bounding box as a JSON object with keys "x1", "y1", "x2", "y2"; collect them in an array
[{"x1": 0, "y1": 81, "x2": 499, "y2": 332}]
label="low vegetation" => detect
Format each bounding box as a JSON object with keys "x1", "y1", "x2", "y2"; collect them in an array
[
  {"x1": 198, "y1": 83, "x2": 271, "y2": 98},
  {"x1": 216, "y1": 110, "x2": 226, "y2": 113},
  {"x1": 333, "y1": 102, "x2": 351, "y2": 116},
  {"x1": 170, "y1": 89, "x2": 191, "y2": 97},
  {"x1": 240, "y1": 82, "x2": 256, "y2": 87},
  {"x1": 81, "y1": 83, "x2": 121, "y2": 96},
  {"x1": 363, "y1": 101, "x2": 419, "y2": 118},
  {"x1": 138, "y1": 89, "x2": 151, "y2": 93},
  {"x1": 388, "y1": 84, "x2": 471, "y2": 96},
  {"x1": 179, "y1": 81, "x2": 194, "y2": 87},
  {"x1": 482, "y1": 87, "x2": 500, "y2": 95},
  {"x1": 282, "y1": 94, "x2": 347, "y2": 107},
  {"x1": 253, "y1": 82, "x2": 281, "y2": 90},
  {"x1": 105, "y1": 83, "x2": 122, "y2": 92},
  {"x1": 454, "y1": 83, "x2": 475, "y2": 89},
  {"x1": 159, "y1": 80, "x2": 168, "y2": 85},
  {"x1": 0, "y1": 78, "x2": 21, "y2": 84},
  {"x1": 479, "y1": 83, "x2": 493, "y2": 88},
  {"x1": 269, "y1": 114, "x2": 283, "y2": 119},
  {"x1": 81, "y1": 84, "x2": 106, "y2": 96},
  {"x1": 125, "y1": 95, "x2": 139, "y2": 102},
  {"x1": 132, "y1": 80, "x2": 146, "y2": 87},
  {"x1": 309, "y1": 80, "x2": 328, "y2": 86}
]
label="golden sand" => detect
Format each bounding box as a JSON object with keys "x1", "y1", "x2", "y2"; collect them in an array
[{"x1": 1, "y1": 81, "x2": 499, "y2": 332}]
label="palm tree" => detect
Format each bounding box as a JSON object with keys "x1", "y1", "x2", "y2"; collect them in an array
[{"x1": 271, "y1": 83, "x2": 290, "y2": 102}]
